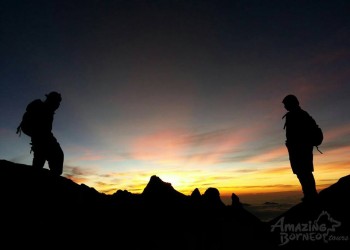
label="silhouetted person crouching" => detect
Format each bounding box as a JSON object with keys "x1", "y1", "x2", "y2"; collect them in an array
[
  {"x1": 282, "y1": 94, "x2": 318, "y2": 202},
  {"x1": 17, "y1": 91, "x2": 64, "y2": 176}
]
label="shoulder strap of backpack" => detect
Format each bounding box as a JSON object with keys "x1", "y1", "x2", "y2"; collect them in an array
[
  {"x1": 282, "y1": 112, "x2": 288, "y2": 129},
  {"x1": 316, "y1": 146, "x2": 323, "y2": 154},
  {"x1": 16, "y1": 124, "x2": 22, "y2": 136}
]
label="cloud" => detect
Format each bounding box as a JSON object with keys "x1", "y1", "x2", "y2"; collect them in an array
[
  {"x1": 243, "y1": 146, "x2": 287, "y2": 163},
  {"x1": 324, "y1": 125, "x2": 350, "y2": 141},
  {"x1": 63, "y1": 164, "x2": 97, "y2": 182},
  {"x1": 259, "y1": 166, "x2": 290, "y2": 175},
  {"x1": 127, "y1": 125, "x2": 272, "y2": 168},
  {"x1": 65, "y1": 145, "x2": 127, "y2": 163}
]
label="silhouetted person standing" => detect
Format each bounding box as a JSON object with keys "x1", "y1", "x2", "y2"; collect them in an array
[
  {"x1": 17, "y1": 91, "x2": 64, "y2": 176},
  {"x1": 282, "y1": 94, "x2": 318, "y2": 202}
]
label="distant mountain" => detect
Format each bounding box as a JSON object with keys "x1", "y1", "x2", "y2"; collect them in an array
[{"x1": 1, "y1": 159, "x2": 349, "y2": 249}]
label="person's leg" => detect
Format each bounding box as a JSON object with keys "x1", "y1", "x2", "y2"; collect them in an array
[
  {"x1": 31, "y1": 143, "x2": 47, "y2": 169},
  {"x1": 297, "y1": 172, "x2": 318, "y2": 201},
  {"x1": 47, "y1": 141, "x2": 64, "y2": 176}
]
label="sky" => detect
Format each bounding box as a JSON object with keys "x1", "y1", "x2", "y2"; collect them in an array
[{"x1": 1, "y1": 1, "x2": 350, "y2": 207}]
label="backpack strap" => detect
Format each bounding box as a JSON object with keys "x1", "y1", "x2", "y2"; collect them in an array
[
  {"x1": 16, "y1": 124, "x2": 22, "y2": 136},
  {"x1": 282, "y1": 112, "x2": 288, "y2": 129},
  {"x1": 316, "y1": 146, "x2": 323, "y2": 154}
]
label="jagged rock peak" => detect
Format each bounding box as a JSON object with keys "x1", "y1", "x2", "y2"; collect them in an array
[
  {"x1": 203, "y1": 187, "x2": 225, "y2": 208},
  {"x1": 142, "y1": 175, "x2": 174, "y2": 196},
  {"x1": 231, "y1": 193, "x2": 242, "y2": 208},
  {"x1": 191, "y1": 188, "x2": 201, "y2": 198},
  {"x1": 150, "y1": 175, "x2": 171, "y2": 185}
]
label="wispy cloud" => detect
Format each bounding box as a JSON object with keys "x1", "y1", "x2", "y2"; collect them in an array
[
  {"x1": 128, "y1": 125, "x2": 271, "y2": 167},
  {"x1": 324, "y1": 125, "x2": 350, "y2": 145},
  {"x1": 65, "y1": 145, "x2": 127, "y2": 163},
  {"x1": 243, "y1": 146, "x2": 287, "y2": 163}
]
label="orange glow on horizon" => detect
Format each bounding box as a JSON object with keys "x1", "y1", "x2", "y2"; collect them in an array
[
  {"x1": 63, "y1": 129, "x2": 350, "y2": 201},
  {"x1": 66, "y1": 159, "x2": 349, "y2": 200}
]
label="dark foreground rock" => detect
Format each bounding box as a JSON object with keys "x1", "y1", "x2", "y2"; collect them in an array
[{"x1": 1, "y1": 159, "x2": 349, "y2": 249}]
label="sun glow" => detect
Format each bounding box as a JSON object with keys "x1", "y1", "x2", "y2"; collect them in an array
[{"x1": 158, "y1": 173, "x2": 184, "y2": 188}]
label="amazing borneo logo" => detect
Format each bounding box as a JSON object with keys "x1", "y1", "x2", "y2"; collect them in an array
[{"x1": 270, "y1": 211, "x2": 348, "y2": 246}]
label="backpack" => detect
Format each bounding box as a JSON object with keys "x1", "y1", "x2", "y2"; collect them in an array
[
  {"x1": 16, "y1": 99, "x2": 43, "y2": 137},
  {"x1": 309, "y1": 115, "x2": 324, "y2": 154},
  {"x1": 283, "y1": 111, "x2": 324, "y2": 154}
]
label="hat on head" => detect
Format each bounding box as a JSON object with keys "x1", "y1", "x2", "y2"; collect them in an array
[
  {"x1": 45, "y1": 91, "x2": 62, "y2": 102},
  {"x1": 282, "y1": 94, "x2": 299, "y2": 106}
]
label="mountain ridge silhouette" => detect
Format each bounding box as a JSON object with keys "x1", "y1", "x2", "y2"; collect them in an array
[{"x1": 1, "y1": 159, "x2": 349, "y2": 249}]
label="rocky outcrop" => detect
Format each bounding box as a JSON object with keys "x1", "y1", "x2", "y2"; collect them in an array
[{"x1": 1, "y1": 159, "x2": 349, "y2": 249}]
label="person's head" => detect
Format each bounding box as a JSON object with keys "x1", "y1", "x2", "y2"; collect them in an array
[
  {"x1": 45, "y1": 91, "x2": 62, "y2": 111},
  {"x1": 282, "y1": 94, "x2": 299, "y2": 111}
]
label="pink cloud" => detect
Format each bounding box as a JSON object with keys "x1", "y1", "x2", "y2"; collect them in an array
[
  {"x1": 130, "y1": 129, "x2": 187, "y2": 162},
  {"x1": 66, "y1": 145, "x2": 125, "y2": 162},
  {"x1": 130, "y1": 125, "x2": 268, "y2": 167},
  {"x1": 244, "y1": 146, "x2": 287, "y2": 163},
  {"x1": 324, "y1": 125, "x2": 350, "y2": 141}
]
